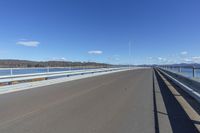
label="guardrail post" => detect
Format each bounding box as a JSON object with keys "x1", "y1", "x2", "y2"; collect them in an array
[
  {"x1": 10, "y1": 68, "x2": 13, "y2": 76},
  {"x1": 179, "y1": 67, "x2": 181, "y2": 73},
  {"x1": 193, "y1": 67, "x2": 195, "y2": 78},
  {"x1": 47, "y1": 67, "x2": 50, "y2": 73}
]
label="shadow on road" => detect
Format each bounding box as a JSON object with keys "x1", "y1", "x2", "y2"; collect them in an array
[
  {"x1": 154, "y1": 70, "x2": 199, "y2": 133},
  {"x1": 163, "y1": 73, "x2": 200, "y2": 117},
  {"x1": 153, "y1": 71, "x2": 160, "y2": 133}
]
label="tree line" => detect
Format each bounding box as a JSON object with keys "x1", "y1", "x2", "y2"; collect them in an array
[{"x1": 0, "y1": 60, "x2": 110, "y2": 68}]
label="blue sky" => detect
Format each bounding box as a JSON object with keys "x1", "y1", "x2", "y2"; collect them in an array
[{"x1": 0, "y1": 0, "x2": 200, "y2": 65}]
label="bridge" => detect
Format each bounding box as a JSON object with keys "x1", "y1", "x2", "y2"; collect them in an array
[{"x1": 0, "y1": 68, "x2": 199, "y2": 133}]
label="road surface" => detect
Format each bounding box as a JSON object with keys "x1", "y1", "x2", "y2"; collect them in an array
[
  {"x1": 0, "y1": 69, "x2": 197, "y2": 133},
  {"x1": 0, "y1": 69, "x2": 155, "y2": 133}
]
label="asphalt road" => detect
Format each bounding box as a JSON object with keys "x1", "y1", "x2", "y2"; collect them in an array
[{"x1": 0, "y1": 69, "x2": 155, "y2": 133}]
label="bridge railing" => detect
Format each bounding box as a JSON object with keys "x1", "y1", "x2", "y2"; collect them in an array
[
  {"x1": 157, "y1": 68, "x2": 200, "y2": 103},
  {"x1": 0, "y1": 67, "x2": 128, "y2": 85},
  {"x1": 0, "y1": 66, "x2": 120, "y2": 77},
  {"x1": 159, "y1": 65, "x2": 200, "y2": 79}
]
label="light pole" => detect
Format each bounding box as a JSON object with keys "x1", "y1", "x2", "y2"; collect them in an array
[
  {"x1": 129, "y1": 40, "x2": 134, "y2": 70},
  {"x1": 129, "y1": 41, "x2": 131, "y2": 70}
]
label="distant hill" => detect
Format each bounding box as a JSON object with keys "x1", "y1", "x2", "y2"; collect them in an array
[
  {"x1": 154, "y1": 63, "x2": 200, "y2": 68},
  {"x1": 169, "y1": 63, "x2": 200, "y2": 67},
  {"x1": 0, "y1": 59, "x2": 110, "y2": 68}
]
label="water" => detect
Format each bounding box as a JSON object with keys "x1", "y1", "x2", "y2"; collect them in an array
[
  {"x1": 169, "y1": 68, "x2": 200, "y2": 79},
  {"x1": 0, "y1": 67, "x2": 92, "y2": 77},
  {"x1": 3, "y1": 67, "x2": 198, "y2": 79}
]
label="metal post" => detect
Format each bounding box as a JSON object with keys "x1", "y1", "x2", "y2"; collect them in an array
[
  {"x1": 47, "y1": 67, "x2": 50, "y2": 73},
  {"x1": 129, "y1": 41, "x2": 131, "y2": 70},
  {"x1": 193, "y1": 67, "x2": 195, "y2": 78},
  {"x1": 179, "y1": 67, "x2": 181, "y2": 73},
  {"x1": 10, "y1": 68, "x2": 13, "y2": 76}
]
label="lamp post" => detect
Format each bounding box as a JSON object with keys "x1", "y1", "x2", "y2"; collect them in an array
[{"x1": 129, "y1": 41, "x2": 131, "y2": 70}]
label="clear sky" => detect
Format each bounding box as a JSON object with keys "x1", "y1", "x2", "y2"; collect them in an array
[{"x1": 0, "y1": 0, "x2": 200, "y2": 65}]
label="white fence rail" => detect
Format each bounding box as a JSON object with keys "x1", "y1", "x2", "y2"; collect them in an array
[
  {"x1": 0, "y1": 67, "x2": 126, "y2": 84},
  {"x1": 0, "y1": 67, "x2": 108, "y2": 77},
  {"x1": 158, "y1": 68, "x2": 200, "y2": 103}
]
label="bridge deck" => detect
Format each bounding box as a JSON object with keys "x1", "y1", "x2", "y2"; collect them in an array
[{"x1": 0, "y1": 69, "x2": 198, "y2": 133}]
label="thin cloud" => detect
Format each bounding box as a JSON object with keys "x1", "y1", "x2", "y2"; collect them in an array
[
  {"x1": 51, "y1": 57, "x2": 67, "y2": 61},
  {"x1": 158, "y1": 57, "x2": 166, "y2": 61},
  {"x1": 147, "y1": 57, "x2": 153, "y2": 60},
  {"x1": 182, "y1": 58, "x2": 192, "y2": 63},
  {"x1": 181, "y1": 51, "x2": 188, "y2": 55},
  {"x1": 108, "y1": 55, "x2": 120, "y2": 61},
  {"x1": 17, "y1": 40, "x2": 40, "y2": 47},
  {"x1": 61, "y1": 57, "x2": 66, "y2": 60},
  {"x1": 192, "y1": 56, "x2": 200, "y2": 63},
  {"x1": 181, "y1": 56, "x2": 200, "y2": 63},
  {"x1": 88, "y1": 50, "x2": 103, "y2": 55}
]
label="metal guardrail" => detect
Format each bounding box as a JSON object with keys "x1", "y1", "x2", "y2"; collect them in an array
[
  {"x1": 0, "y1": 67, "x2": 132, "y2": 95},
  {"x1": 0, "y1": 69, "x2": 94, "y2": 79},
  {"x1": 0, "y1": 68, "x2": 126, "y2": 84},
  {"x1": 157, "y1": 68, "x2": 200, "y2": 103},
  {"x1": 159, "y1": 65, "x2": 200, "y2": 78},
  {"x1": 0, "y1": 67, "x2": 115, "y2": 77}
]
